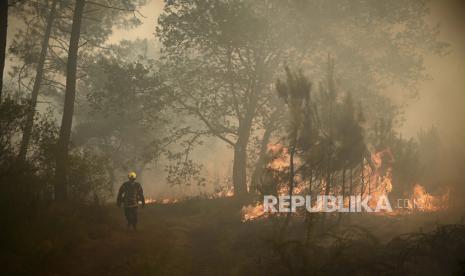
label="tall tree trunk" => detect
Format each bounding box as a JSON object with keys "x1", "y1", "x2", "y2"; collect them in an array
[
  {"x1": 232, "y1": 140, "x2": 248, "y2": 197},
  {"x1": 324, "y1": 170, "x2": 331, "y2": 196},
  {"x1": 250, "y1": 129, "x2": 271, "y2": 192},
  {"x1": 232, "y1": 113, "x2": 254, "y2": 197},
  {"x1": 250, "y1": 110, "x2": 278, "y2": 191},
  {"x1": 321, "y1": 167, "x2": 332, "y2": 230},
  {"x1": 347, "y1": 168, "x2": 353, "y2": 223},
  {"x1": 338, "y1": 168, "x2": 346, "y2": 223},
  {"x1": 0, "y1": 0, "x2": 8, "y2": 102},
  {"x1": 54, "y1": 0, "x2": 85, "y2": 201},
  {"x1": 19, "y1": 0, "x2": 57, "y2": 160},
  {"x1": 305, "y1": 171, "x2": 314, "y2": 245},
  {"x1": 360, "y1": 159, "x2": 365, "y2": 196},
  {"x1": 341, "y1": 168, "x2": 346, "y2": 197},
  {"x1": 279, "y1": 124, "x2": 298, "y2": 240},
  {"x1": 288, "y1": 144, "x2": 296, "y2": 198},
  {"x1": 349, "y1": 168, "x2": 353, "y2": 200}
]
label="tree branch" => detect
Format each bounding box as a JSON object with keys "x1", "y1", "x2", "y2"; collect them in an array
[
  {"x1": 85, "y1": 1, "x2": 146, "y2": 18},
  {"x1": 174, "y1": 95, "x2": 235, "y2": 146}
]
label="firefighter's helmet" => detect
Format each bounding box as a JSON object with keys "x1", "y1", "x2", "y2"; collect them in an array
[{"x1": 128, "y1": 172, "x2": 137, "y2": 180}]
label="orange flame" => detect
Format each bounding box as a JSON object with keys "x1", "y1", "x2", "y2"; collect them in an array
[
  {"x1": 240, "y1": 145, "x2": 449, "y2": 221},
  {"x1": 144, "y1": 197, "x2": 178, "y2": 205},
  {"x1": 241, "y1": 203, "x2": 266, "y2": 222},
  {"x1": 267, "y1": 143, "x2": 290, "y2": 171},
  {"x1": 410, "y1": 184, "x2": 449, "y2": 211}
]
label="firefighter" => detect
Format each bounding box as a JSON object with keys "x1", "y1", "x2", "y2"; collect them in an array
[{"x1": 117, "y1": 172, "x2": 145, "y2": 229}]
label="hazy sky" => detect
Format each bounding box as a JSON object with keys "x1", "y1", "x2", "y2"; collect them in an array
[
  {"x1": 6, "y1": 0, "x2": 464, "y2": 147},
  {"x1": 108, "y1": 0, "x2": 465, "y2": 147},
  {"x1": 400, "y1": 0, "x2": 465, "y2": 147},
  {"x1": 107, "y1": 0, "x2": 164, "y2": 44}
]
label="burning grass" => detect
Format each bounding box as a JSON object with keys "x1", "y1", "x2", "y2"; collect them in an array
[{"x1": 241, "y1": 144, "x2": 451, "y2": 222}]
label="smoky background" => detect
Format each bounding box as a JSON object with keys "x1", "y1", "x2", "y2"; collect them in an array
[{"x1": 4, "y1": 0, "x2": 465, "y2": 199}]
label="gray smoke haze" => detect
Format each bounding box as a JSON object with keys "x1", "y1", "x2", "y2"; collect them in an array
[
  {"x1": 5, "y1": 0, "x2": 465, "y2": 197},
  {"x1": 6, "y1": 0, "x2": 464, "y2": 144},
  {"x1": 104, "y1": 0, "x2": 465, "y2": 147},
  {"x1": 106, "y1": 0, "x2": 465, "y2": 197},
  {"x1": 395, "y1": 0, "x2": 464, "y2": 149}
]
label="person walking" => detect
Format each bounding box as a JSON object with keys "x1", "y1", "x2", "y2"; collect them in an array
[{"x1": 117, "y1": 172, "x2": 145, "y2": 229}]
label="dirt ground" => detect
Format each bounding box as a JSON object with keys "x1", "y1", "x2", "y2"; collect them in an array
[{"x1": 3, "y1": 198, "x2": 464, "y2": 276}]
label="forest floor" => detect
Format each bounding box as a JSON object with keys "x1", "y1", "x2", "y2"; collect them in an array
[
  {"x1": 62, "y1": 198, "x2": 254, "y2": 276},
  {"x1": 2, "y1": 197, "x2": 464, "y2": 276}
]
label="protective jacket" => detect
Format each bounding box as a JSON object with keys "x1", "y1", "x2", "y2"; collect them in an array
[{"x1": 117, "y1": 181, "x2": 145, "y2": 208}]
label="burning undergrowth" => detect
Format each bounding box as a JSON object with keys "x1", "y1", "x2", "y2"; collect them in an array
[
  {"x1": 241, "y1": 143, "x2": 451, "y2": 222},
  {"x1": 145, "y1": 185, "x2": 235, "y2": 206}
]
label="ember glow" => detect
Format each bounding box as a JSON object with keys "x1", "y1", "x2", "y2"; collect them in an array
[
  {"x1": 267, "y1": 143, "x2": 290, "y2": 171},
  {"x1": 241, "y1": 145, "x2": 450, "y2": 221},
  {"x1": 365, "y1": 149, "x2": 394, "y2": 210},
  {"x1": 144, "y1": 197, "x2": 157, "y2": 204},
  {"x1": 145, "y1": 197, "x2": 178, "y2": 205},
  {"x1": 409, "y1": 184, "x2": 449, "y2": 211},
  {"x1": 213, "y1": 187, "x2": 234, "y2": 198},
  {"x1": 241, "y1": 203, "x2": 266, "y2": 222}
]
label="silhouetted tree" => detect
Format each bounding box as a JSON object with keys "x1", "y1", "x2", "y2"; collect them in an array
[
  {"x1": 18, "y1": 0, "x2": 57, "y2": 161},
  {"x1": 0, "y1": 0, "x2": 8, "y2": 102},
  {"x1": 54, "y1": 0, "x2": 86, "y2": 201},
  {"x1": 157, "y1": 0, "x2": 299, "y2": 196}
]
